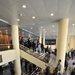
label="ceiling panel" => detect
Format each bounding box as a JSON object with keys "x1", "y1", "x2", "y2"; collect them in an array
[
  {"x1": 69, "y1": 0, "x2": 75, "y2": 20},
  {"x1": 0, "y1": 0, "x2": 75, "y2": 38},
  {"x1": 27, "y1": 0, "x2": 47, "y2": 20},
  {"x1": 43, "y1": 0, "x2": 58, "y2": 19},
  {"x1": 58, "y1": 0, "x2": 73, "y2": 18}
]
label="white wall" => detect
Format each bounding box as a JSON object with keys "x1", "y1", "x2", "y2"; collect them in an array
[{"x1": 0, "y1": 50, "x2": 16, "y2": 65}]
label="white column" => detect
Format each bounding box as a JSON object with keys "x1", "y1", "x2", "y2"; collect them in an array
[
  {"x1": 29, "y1": 32, "x2": 31, "y2": 38},
  {"x1": 57, "y1": 18, "x2": 69, "y2": 72},
  {"x1": 56, "y1": 37, "x2": 58, "y2": 49},
  {"x1": 11, "y1": 25, "x2": 21, "y2": 75},
  {"x1": 43, "y1": 30, "x2": 45, "y2": 46},
  {"x1": 69, "y1": 36, "x2": 75, "y2": 50},
  {"x1": 67, "y1": 37, "x2": 70, "y2": 52},
  {"x1": 39, "y1": 29, "x2": 42, "y2": 43}
]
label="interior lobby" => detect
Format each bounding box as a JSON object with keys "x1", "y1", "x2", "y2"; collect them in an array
[{"x1": 0, "y1": 0, "x2": 75, "y2": 75}]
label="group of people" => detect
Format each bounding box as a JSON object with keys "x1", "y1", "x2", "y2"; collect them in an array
[
  {"x1": 64, "y1": 49, "x2": 75, "y2": 75},
  {"x1": 20, "y1": 37, "x2": 44, "y2": 54},
  {"x1": 20, "y1": 37, "x2": 75, "y2": 75},
  {"x1": 53, "y1": 49, "x2": 75, "y2": 75},
  {"x1": 21, "y1": 58, "x2": 51, "y2": 75},
  {"x1": 0, "y1": 62, "x2": 15, "y2": 75}
]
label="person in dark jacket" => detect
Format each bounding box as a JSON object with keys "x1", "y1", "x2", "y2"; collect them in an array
[
  {"x1": 45, "y1": 64, "x2": 50, "y2": 75},
  {"x1": 65, "y1": 58, "x2": 68, "y2": 71},
  {"x1": 71, "y1": 68, "x2": 75, "y2": 75},
  {"x1": 41, "y1": 43, "x2": 44, "y2": 53},
  {"x1": 9, "y1": 62, "x2": 15, "y2": 75},
  {"x1": 20, "y1": 37, "x2": 24, "y2": 45},
  {"x1": 27, "y1": 38, "x2": 31, "y2": 48},
  {"x1": 25, "y1": 60, "x2": 29, "y2": 73},
  {"x1": 33, "y1": 41, "x2": 36, "y2": 52},
  {"x1": 0, "y1": 66, "x2": 3, "y2": 75},
  {"x1": 71, "y1": 48, "x2": 74, "y2": 59},
  {"x1": 28, "y1": 63, "x2": 33, "y2": 74}
]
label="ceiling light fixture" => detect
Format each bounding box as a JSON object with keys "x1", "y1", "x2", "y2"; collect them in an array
[
  {"x1": 19, "y1": 14, "x2": 22, "y2": 16},
  {"x1": 52, "y1": 25, "x2": 54, "y2": 27},
  {"x1": 22, "y1": 5, "x2": 26, "y2": 8},
  {"x1": 6, "y1": 30, "x2": 7, "y2": 31},
  {"x1": 41, "y1": 26, "x2": 43, "y2": 28},
  {"x1": 17, "y1": 19, "x2": 20, "y2": 21},
  {"x1": 72, "y1": 24, "x2": 75, "y2": 26},
  {"x1": 32, "y1": 16, "x2": 35, "y2": 19},
  {"x1": 50, "y1": 13, "x2": 54, "y2": 16},
  {"x1": 31, "y1": 27, "x2": 33, "y2": 29}
]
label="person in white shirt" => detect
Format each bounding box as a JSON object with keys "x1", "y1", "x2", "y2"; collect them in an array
[{"x1": 38, "y1": 43, "x2": 41, "y2": 54}]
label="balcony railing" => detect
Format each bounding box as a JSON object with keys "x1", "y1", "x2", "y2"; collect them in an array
[{"x1": 0, "y1": 44, "x2": 13, "y2": 51}]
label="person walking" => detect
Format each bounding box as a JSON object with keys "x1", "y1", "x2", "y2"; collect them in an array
[
  {"x1": 0, "y1": 66, "x2": 3, "y2": 75},
  {"x1": 45, "y1": 64, "x2": 50, "y2": 75},
  {"x1": 9, "y1": 62, "x2": 15, "y2": 75}
]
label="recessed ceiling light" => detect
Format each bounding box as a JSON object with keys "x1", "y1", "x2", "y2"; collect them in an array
[
  {"x1": 6, "y1": 30, "x2": 7, "y2": 31},
  {"x1": 19, "y1": 14, "x2": 22, "y2": 16},
  {"x1": 41, "y1": 26, "x2": 43, "y2": 28},
  {"x1": 17, "y1": 19, "x2": 20, "y2": 21},
  {"x1": 22, "y1": 5, "x2": 26, "y2": 8},
  {"x1": 50, "y1": 13, "x2": 54, "y2": 16},
  {"x1": 52, "y1": 25, "x2": 54, "y2": 27},
  {"x1": 31, "y1": 27, "x2": 33, "y2": 29},
  {"x1": 72, "y1": 24, "x2": 75, "y2": 26},
  {"x1": 32, "y1": 16, "x2": 35, "y2": 19}
]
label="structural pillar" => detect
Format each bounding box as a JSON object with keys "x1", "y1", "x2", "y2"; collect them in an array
[
  {"x1": 29, "y1": 32, "x2": 31, "y2": 38},
  {"x1": 69, "y1": 36, "x2": 75, "y2": 50},
  {"x1": 56, "y1": 18, "x2": 69, "y2": 72},
  {"x1": 67, "y1": 37, "x2": 70, "y2": 52},
  {"x1": 56, "y1": 37, "x2": 58, "y2": 49},
  {"x1": 39, "y1": 29, "x2": 42, "y2": 43},
  {"x1": 11, "y1": 25, "x2": 21, "y2": 75},
  {"x1": 43, "y1": 30, "x2": 45, "y2": 46}
]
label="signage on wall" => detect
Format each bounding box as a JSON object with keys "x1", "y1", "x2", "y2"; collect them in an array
[
  {"x1": 45, "y1": 39, "x2": 56, "y2": 45},
  {"x1": 0, "y1": 55, "x2": 2, "y2": 63}
]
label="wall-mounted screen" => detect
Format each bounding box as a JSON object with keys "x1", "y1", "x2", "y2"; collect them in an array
[{"x1": 45, "y1": 39, "x2": 56, "y2": 45}]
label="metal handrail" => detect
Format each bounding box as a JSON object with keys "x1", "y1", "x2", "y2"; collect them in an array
[
  {"x1": 0, "y1": 44, "x2": 12, "y2": 46},
  {"x1": 20, "y1": 45, "x2": 55, "y2": 65}
]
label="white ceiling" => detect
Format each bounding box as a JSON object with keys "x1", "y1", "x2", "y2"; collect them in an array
[{"x1": 0, "y1": 0, "x2": 75, "y2": 38}]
